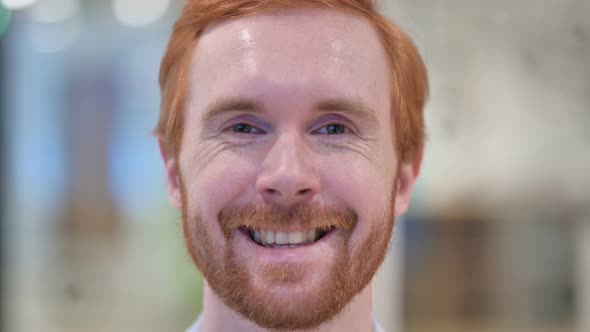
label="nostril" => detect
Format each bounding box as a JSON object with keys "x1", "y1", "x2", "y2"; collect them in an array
[
  {"x1": 297, "y1": 188, "x2": 311, "y2": 196},
  {"x1": 266, "y1": 188, "x2": 279, "y2": 195}
]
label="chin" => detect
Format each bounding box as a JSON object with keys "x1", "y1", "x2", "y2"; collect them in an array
[{"x1": 182, "y1": 200, "x2": 395, "y2": 331}]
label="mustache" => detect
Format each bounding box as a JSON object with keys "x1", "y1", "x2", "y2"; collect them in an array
[{"x1": 219, "y1": 203, "x2": 357, "y2": 238}]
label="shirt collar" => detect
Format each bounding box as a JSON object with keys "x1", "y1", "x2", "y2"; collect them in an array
[{"x1": 186, "y1": 315, "x2": 388, "y2": 332}]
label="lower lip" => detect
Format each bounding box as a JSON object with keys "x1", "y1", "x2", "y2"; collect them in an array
[{"x1": 233, "y1": 228, "x2": 339, "y2": 264}]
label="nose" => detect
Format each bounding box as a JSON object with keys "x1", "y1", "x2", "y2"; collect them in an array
[{"x1": 255, "y1": 132, "x2": 320, "y2": 208}]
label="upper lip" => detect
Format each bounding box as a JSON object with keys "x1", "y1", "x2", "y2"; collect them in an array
[{"x1": 240, "y1": 225, "x2": 335, "y2": 233}]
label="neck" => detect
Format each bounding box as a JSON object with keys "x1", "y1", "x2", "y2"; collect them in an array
[{"x1": 200, "y1": 281, "x2": 374, "y2": 332}]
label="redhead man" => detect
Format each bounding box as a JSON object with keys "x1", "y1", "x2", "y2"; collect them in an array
[{"x1": 156, "y1": 1, "x2": 428, "y2": 331}]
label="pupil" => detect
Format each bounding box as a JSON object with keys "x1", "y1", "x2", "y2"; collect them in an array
[
  {"x1": 233, "y1": 123, "x2": 251, "y2": 133},
  {"x1": 327, "y1": 124, "x2": 345, "y2": 134}
]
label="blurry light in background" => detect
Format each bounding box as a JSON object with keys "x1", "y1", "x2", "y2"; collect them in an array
[
  {"x1": 27, "y1": 17, "x2": 80, "y2": 53},
  {"x1": 29, "y1": 0, "x2": 79, "y2": 23},
  {"x1": 113, "y1": 0, "x2": 171, "y2": 28},
  {"x1": 1, "y1": 0, "x2": 38, "y2": 10},
  {"x1": 0, "y1": 4, "x2": 11, "y2": 36}
]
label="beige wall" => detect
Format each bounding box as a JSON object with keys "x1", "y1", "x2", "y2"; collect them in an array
[
  {"x1": 374, "y1": 1, "x2": 589, "y2": 331},
  {"x1": 381, "y1": 0, "x2": 589, "y2": 212}
]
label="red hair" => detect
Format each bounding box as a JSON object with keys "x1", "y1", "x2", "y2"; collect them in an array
[{"x1": 155, "y1": 0, "x2": 428, "y2": 163}]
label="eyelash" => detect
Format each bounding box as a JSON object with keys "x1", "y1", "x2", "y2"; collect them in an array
[
  {"x1": 227, "y1": 123, "x2": 266, "y2": 135},
  {"x1": 224, "y1": 122, "x2": 353, "y2": 136},
  {"x1": 312, "y1": 123, "x2": 350, "y2": 135}
]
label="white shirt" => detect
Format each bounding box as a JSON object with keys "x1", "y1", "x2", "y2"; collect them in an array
[{"x1": 186, "y1": 315, "x2": 387, "y2": 332}]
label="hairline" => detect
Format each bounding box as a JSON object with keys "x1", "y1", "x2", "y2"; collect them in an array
[{"x1": 158, "y1": 2, "x2": 427, "y2": 163}]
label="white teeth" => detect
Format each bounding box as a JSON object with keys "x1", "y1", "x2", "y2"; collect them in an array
[
  {"x1": 288, "y1": 231, "x2": 303, "y2": 244},
  {"x1": 265, "y1": 230, "x2": 275, "y2": 245},
  {"x1": 275, "y1": 231, "x2": 288, "y2": 244},
  {"x1": 251, "y1": 228, "x2": 329, "y2": 247},
  {"x1": 260, "y1": 230, "x2": 267, "y2": 244},
  {"x1": 307, "y1": 229, "x2": 316, "y2": 243}
]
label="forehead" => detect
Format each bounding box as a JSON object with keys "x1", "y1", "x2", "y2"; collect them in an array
[{"x1": 189, "y1": 9, "x2": 391, "y2": 118}]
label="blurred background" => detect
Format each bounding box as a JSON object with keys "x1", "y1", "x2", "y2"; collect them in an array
[{"x1": 0, "y1": 0, "x2": 588, "y2": 331}]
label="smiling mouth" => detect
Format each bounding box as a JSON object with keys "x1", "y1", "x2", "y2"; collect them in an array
[{"x1": 240, "y1": 226, "x2": 336, "y2": 248}]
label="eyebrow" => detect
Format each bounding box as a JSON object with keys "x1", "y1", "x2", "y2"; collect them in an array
[
  {"x1": 200, "y1": 97, "x2": 379, "y2": 127},
  {"x1": 200, "y1": 97, "x2": 264, "y2": 124},
  {"x1": 316, "y1": 99, "x2": 379, "y2": 126}
]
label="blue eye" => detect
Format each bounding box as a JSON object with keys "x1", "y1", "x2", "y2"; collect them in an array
[
  {"x1": 232, "y1": 123, "x2": 252, "y2": 133},
  {"x1": 315, "y1": 123, "x2": 349, "y2": 135},
  {"x1": 229, "y1": 123, "x2": 265, "y2": 134},
  {"x1": 326, "y1": 124, "x2": 346, "y2": 135}
]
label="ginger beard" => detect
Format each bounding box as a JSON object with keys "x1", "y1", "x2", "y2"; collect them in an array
[{"x1": 179, "y1": 174, "x2": 397, "y2": 330}]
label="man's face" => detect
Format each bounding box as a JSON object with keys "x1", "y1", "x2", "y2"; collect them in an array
[{"x1": 161, "y1": 9, "x2": 418, "y2": 331}]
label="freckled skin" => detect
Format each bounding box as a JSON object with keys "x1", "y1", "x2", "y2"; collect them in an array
[{"x1": 161, "y1": 8, "x2": 421, "y2": 332}]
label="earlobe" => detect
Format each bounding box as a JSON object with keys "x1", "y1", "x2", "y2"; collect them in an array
[
  {"x1": 158, "y1": 138, "x2": 183, "y2": 210},
  {"x1": 394, "y1": 150, "x2": 423, "y2": 217}
]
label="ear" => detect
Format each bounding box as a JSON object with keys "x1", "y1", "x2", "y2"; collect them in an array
[
  {"x1": 394, "y1": 148, "x2": 424, "y2": 217},
  {"x1": 158, "y1": 137, "x2": 182, "y2": 210}
]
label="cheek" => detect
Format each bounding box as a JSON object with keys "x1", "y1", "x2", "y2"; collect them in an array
[
  {"x1": 322, "y1": 156, "x2": 395, "y2": 243},
  {"x1": 181, "y1": 149, "x2": 260, "y2": 227},
  {"x1": 324, "y1": 155, "x2": 393, "y2": 209}
]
